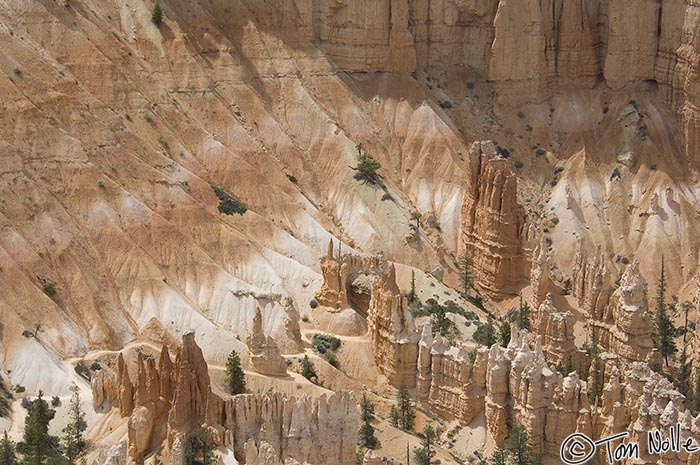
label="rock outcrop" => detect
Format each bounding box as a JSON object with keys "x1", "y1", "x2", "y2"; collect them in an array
[
  {"x1": 461, "y1": 141, "x2": 529, "y2": 298},
  {"x1": 247, "y1": 308, "x2": 287, "y2": 377},
  {"x1": 91, "y1": 334, "x2": 357, "y2": 465},
  {"x1": 595, "y1": 261, "x2": 655, "y2": 366},
  {"x1": 316, "y1": 240, "x2": 384, "y2": 315},
  {"x1": 571, "y1": 242, "x2": 613, "y2": 321},
  {"x1": 367, "y1": 264, "x2": 419, "y2": 387},
  {"x1": 532, "y1": 294, "x2": 577, "y2": 367},
  {"x1": 417, "y1": 322, "x2": 488, "y2": 424},
  {"x1": 530, "y1": 241, "x2": 550, "y2": 308}
]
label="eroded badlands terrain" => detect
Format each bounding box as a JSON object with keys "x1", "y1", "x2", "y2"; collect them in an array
[{"x1": 1, "y1": 0, "x2": 700, "y2": 464}]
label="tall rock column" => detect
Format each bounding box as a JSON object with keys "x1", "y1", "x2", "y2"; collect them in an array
[
  {"x1": 461, "y1": 141, "x2": 528, "y2": 298},
  {"x1": 367, "y1": 264, "x2": 419, "y2": 387}
]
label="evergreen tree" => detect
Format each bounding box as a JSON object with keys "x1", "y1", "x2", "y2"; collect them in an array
[
  {"x1": 19, "y1": 391, "x2": 60, "y2": 465},
  {"x1": 474, "y1": 318, "x2": 497, "y2": 347},
  {"x1": 360, "y1": 393, "x2": 374, "y2": 422},
  {"x1": 653, "y1": 258, "x2": 677, "y2": 368},
  {"x1": 407, "y1": 271, "x2": 418, "y2": 305},
  {"x1": 225, "y1": 351, "x2": 246, "y2": 395},
  {"x1": 514, "y1": 296, "x2": 531, "y2": 331},
  {"x1": 587, "y1": 326, "x2": 602, "y2": 406},
  {"x1": 507, "y1": 425, "x2": 534, "y2": 465},
  {"x1": 459, "y1": 253, "x2": 475, "y2": 295},
  {"x1": 352, "y1": 147, "x2": 382, "y2": 185},
  {"x1": 499, "y1": 321, "x2": 511, "y2": 347},
  {"x1": 62, "y1": 391, "x2": 87, "y2": 465},
  {"x1": 396, "y1": 382, "x2": 415, "y2": 431},
  {"x1": 413, "y1": 423, "x2": 439, "y2": 465},
  {"x1": 151, "y1": 2, "x2": 163, "y2": 25},
  {"x1": 389, "y1": 405, "x2": 400, "y2": 428},
  {"x1": 358, "y1": 421, "x2": 377, "y2": 449},
  {"x1": 300, "y1": 355, "x2": 318, "y2": 383},
  {"x1": 186, "y1": 428, "x2": 215, "y2": 465},
  {"x1": 0, "y1": 432, "x2": 18, "y2": 465},
  {"x1": 489, "y1": 441, "x2": 509, "y2": 465}
]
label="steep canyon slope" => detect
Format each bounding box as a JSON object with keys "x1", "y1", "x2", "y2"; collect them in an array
[{"x1": 1, "y1": 0, "x2": 700, "y2": 464}]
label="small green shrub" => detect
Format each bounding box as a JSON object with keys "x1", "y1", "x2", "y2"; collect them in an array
[
  {"x1": 212, "y1": 185, "x2": 247, "y2": 216},
  {"x1": 151, "y1": 2, "x2": 163, "y2": 25},
  {"x1": 14, "y1": 385, "x2": 25, "y2": 394},
  {"x1": 143, "y1": 111, "x2": 153, "y2": 123},
  {"x1": 74, "y1": 360, "x2": 91, "y2": 381},
  {"x1": 301, "y1": 315, "x2": 310, "y2": 323},
  {"x1": 158, "y1": 133, "x2": 169, "y2": 150},
  {"x1": 312, "y1": 334, "x2": 341, "y2": 354},
  {"x1": 90, "y1": 361, "x2": 102, "y2": 371},
  {"x1": 439, "y1": 100, "x2": 454, "y2": 109},
  {"x1": 51, "y1": 396, "x2": 60, "y2": 407},
  {"x1": 286, "y1": 173, "x2": 298, "y2": 183},
  {"x1": 309, "y1": 299, "x2": 318, "y2": 309},
  {"x1": 42, "y1": 281, "x2": 57, "y2": 296}
]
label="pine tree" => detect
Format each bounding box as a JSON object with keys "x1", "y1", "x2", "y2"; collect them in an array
[
  {"x1": 459, "y1": 253, "x2": 475, "y2": 295},
  {"x1": 474, "y1": 318, "x2": 497, "y2": 347},
  {"x1": 587, "y1": 326, "x2": 602, "y2": 406},
  {"x1": 225, "y1": 351, "x2": 246, "y2": 395},
  {"x1": 389, "y1": 405, "x2": 400, "y2": 427},
  {"x1": 62, "y1": 390, "x2": 87, "y2": 465},
  {"x1": 413, "y1": 423, "x2": 439, "y2": 465},
  {"x1": 411, "y1": 211, "x2": 422, "y2": 230},
  {"x1": 0, "y1": 432, "x2": 18, "y2": 465},
  {"x1": 151, "y1": 2, "x2": 163, "y2": 25},
  {"x1": 186, "y1": 428, "x2": 215, "y2": 465},
  {"x1": 360, "y1": 393, "x2": 374, "y2": 422},
  {"x1": 407, "y1": 271, "x2": 418, "y2": 305},
  {"x1": 507, "y1": 425, "x2": 534, "y2": 465},
  {"x1": 515, "y1": 296, "x2": 531, "y2": 331},
  {"x1": 19, "y1": 391, "x2": 60, "y2": 465},
  {"x1": 300, "y1": 355, "x2": 318, "y2": 383},
  {"x1": 653, "y1": 258, "x2": 677, "y2": 368},
  {"x1": 396, "y1": 382, "x2": 415, "y2": 431},
  {"x1": 489, "y1": 441, "x2": 510, "y2": 465},
  {"x1": 358, "y1": 421, "x2": 377, "y2": 449},
  {"x1": 499, "y1": 321, "x2": 511, "y2": 347}
]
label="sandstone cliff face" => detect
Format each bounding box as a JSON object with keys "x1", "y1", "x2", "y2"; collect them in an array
[
  {"x1": 532, "y1": 294, "x2": 577, "y2": 367},
  {"x1": 461, "y1": 141, "x2": 528, "y2": 297},
  {"x1": 417, "y1": 322, "x2": 488, "y2": 424},
  {"x1": 367, "y1": 264, "x2": 419, "y2": 387},
  {"x1": 92, "y1": 334, "x2": 357, "y2": 465}
]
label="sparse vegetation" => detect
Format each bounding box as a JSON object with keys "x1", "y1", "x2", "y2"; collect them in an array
[
  {"x1": 286, "y1": 173, "x2": 298, "y2": 183},
  {"x1": 74, "y1": 360, "x2": 91, "y2": 381},
  {"x1": 225, "y1": 350, "x2": 246, "y2": 395},
  {"x1": 439, "y1": 99, "x2": 454, "y2": 109},
  {"x1": 390, "y1": 382, "x2": 415, "y2": 431},
  {"x1": 42, "y1": 281, "x2": 57, "y2": 297},
  {"x1": 312, "y1": 334, "x2": 341, "y2": 368},
  {"x1": 301, "y1": 314, "x2": 310, "y2": 323},
  {"x1": 300, "y1": 355, "x2": 318, "y2": 383},
  {"x1": 151, "y1": 2, "x2": 163, "y2": 25},
  {"x1": 309, "y1": 299, "x2": 318, "y2": 309},
  {"x1": 50, "y1": 396, "x2": 60, "y2": 408},
  {"x1": 158, "y1": 133, "x2": 169, "y2": 150},
  {"x1": 143, "y1": 111, "x2": 153, "y2": 123},
  {"x1": 473, "y1": 318, "x2": 497, "y2": 347},
  {"x1": 653, "y1": 258, "x2": 676, "y2": 368},
  {"x1": 212, "y1": 185, "x2": 247, "y2": 216},
  {"x1": 352, "y1": 144, "x2": 381, "y2": 185},
  {"x1": 185, "y1": 427, "x2": 215, "y2": 465}
]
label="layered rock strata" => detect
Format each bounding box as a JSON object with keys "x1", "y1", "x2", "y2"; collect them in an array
[
  {"x1": 367, "y1": 264, "x2": 419, "y2": 387},
  {"x1": 91, "y1": 334, "x2": 357, "y2": 465},
  {"x1": 461, "y1": 141, "x2": 529, "y2": 298}
]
